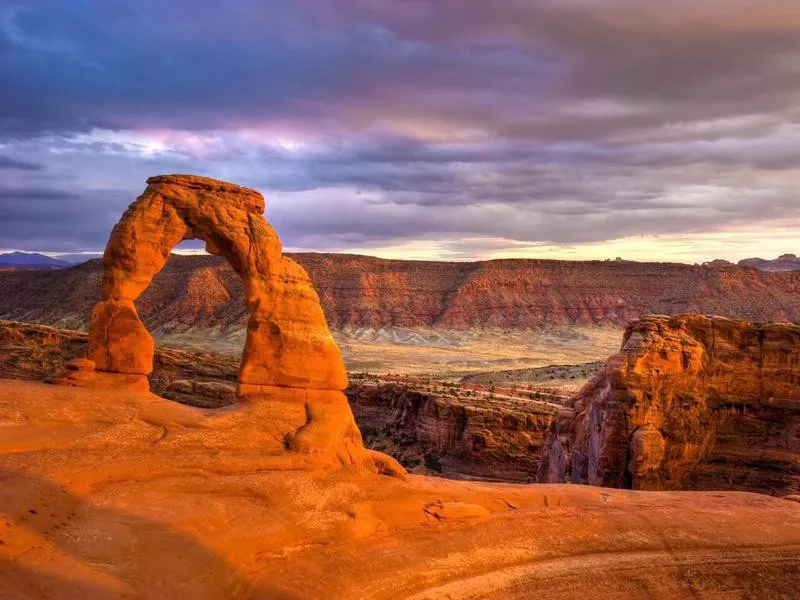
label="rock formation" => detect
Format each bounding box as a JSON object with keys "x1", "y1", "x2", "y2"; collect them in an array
[
  {"x1": 82, "y1": 174, "x2": 345, "y2": 392},
  {"x1": 348, "y1": 378, "x2": 557, "y2": 481},
  {"x1": 539, "y1": 314, "x2": 800, "y2": 495},
  {"x1": 3, "y1": 252, "x2": 800, "y2": 336},
  {"x1": 2, "y1": 377, "x2": 800, "y2": 598},
  {"x1": 51, "y1": 175, "x2": 402, "y2": 475}
]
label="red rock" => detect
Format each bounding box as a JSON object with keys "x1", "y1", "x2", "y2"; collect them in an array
[
  {"x1": 86, "y1": 174, "x2": 346, "y2": 392},
  {"x1": 88, "y1": 299, "x2": 154, "y2": 374},
  {"x1": 4, "y1": 253, "x2": 800, "y2": 335},
  {"x1": 2, "y1": 378, "x2": 800, "y2": 598},
  {"x1": 65, "y1": 357, "x2": 95, "y2": 372},
  {"x1": 52, "y1": 174, "x2": 401, "y2": 475},
  {"x1": 347, "y1": 379, "x2": 555, "y2": 481},
  {"x1": 539, "y1": 314, "x2": 800, "y2": 495}
]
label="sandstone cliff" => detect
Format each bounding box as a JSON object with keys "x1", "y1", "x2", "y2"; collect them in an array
[
  {"x1": 347, "y1": 376, "x2": 558, "y2": 481},
  {"x1": 539, "y1": 314, "x2": 800, "y2": 496},
  {"x1": 1, "y1": 254, "x2": 799, "y2": 334}
]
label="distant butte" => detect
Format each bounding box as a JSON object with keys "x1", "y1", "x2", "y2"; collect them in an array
[{"x1": 739, "y1": 253, "x2": 800, "y2": 272}]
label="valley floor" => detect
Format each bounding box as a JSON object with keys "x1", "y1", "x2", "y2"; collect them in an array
[{"x1": 157, "y1": 325, "x2": 623, "y2": 378}]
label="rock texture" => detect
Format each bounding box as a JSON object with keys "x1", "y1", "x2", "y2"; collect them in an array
[
  {"x1": 539, "y1": 314, "x2": 800, "y2": 496},
  {"x1": 1, "y1": 378, "x2": 800, "y2": 599},
  {"x1": 49, "y1": 175, "x2": 401, "y2": 476},
  {"x1": 2, "y1": 253, "x2": 800, "y2": 335},
  {"x1": 0, "y1": 319, "x2": 238, "y2": 406},
  {"x1": 347, "y1": 377, "x2": 558, "y2": 481},
  {"x1": 84, "y1": 174, "x2": 346, "y2": 392}
]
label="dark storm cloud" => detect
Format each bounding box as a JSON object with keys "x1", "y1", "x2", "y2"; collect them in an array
[
  {"x1": 0, "y1": 0, "x2": 798, "y2": 256},
  {"x1": 0, "y1": 155, "x2": 43, "y2": 170}
]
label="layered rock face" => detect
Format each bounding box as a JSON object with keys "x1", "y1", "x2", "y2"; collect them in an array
[
  {"x1": 540, "y1": 315, "x2": 800, "y2": 495},
  {"x1": 83, "y1": 174, "x2": 345, "y2": 393},
  {"x1": 3, "y1": 253, "x2": 800, "y2": 335},
  {"x1": 347, "y1": 379, "x2": 557, "y2": 481}
]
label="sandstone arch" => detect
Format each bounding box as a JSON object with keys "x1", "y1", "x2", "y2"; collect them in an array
[
  {"x1": 86, "y1": 174, "x2": 347, "y2": 394},
  {"x1": 58, "y1": 175, "x2": 403, "y2": 474}
]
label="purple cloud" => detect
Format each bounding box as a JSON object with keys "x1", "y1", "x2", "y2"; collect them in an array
[{"x1": 0, "y1": 0, "x2": 798, "y2": 258}]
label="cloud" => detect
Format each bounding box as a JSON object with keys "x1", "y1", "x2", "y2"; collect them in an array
[
  {"x1": 0, "y1": 154, "x2": 43, "y2": 170},
  {"x1": 0, "y1": 0, "x2": 798, "y2": 259}
]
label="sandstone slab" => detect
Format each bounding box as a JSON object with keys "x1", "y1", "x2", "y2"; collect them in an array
[{"x1": 0, "y1": 379, "x2": 799, "y2": 599}]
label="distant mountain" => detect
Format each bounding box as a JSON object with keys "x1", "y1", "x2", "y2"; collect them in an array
[
  {"x1": 738, "y1": 254, "x2": 800, "y2": 272},
  {"x1": 53, "y1": 253, "x2": 103, "y2": 265},
  {"x1": 0, "y1": 252, "x2": 70, "y2": 270}
]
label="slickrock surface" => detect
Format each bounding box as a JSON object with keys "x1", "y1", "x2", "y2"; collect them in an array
[
  {"x1": 2, "y1": 253, "x2": 800, "y2": 334},
  {"x1": 348, "y1": 376, "x2": 559, "y2": 481},
  {"x1": 540, "y1": 315, "x2": 800, "y2": 496},
  {"x1": 1, "y1": 379, "x2": 800, "y2": 599}
]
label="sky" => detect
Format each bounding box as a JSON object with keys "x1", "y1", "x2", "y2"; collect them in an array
[{"x1": 0, "y1": 0, "x2": 798, "y2": 263}]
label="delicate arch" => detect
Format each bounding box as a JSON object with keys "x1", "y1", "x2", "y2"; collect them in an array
[{"x1": 86, "y1": 174, "x2": 347, "y2": 393}]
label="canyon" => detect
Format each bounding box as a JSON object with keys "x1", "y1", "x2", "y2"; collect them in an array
[
  {"x1": 1, "y1": 175, "x2": 799, "y2": 598},
  {"x1": 4, "y1": 315, "x2": 799, "y2": 496},
  {"x1": 3, "y1": 250, "x2": 799, "y2": 376},
  {"x1": 539, "y1": 314, "x2": 800, "y2": 496}
]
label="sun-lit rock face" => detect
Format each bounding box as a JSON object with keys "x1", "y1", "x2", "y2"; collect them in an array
[
  {"x1": 85, "y1": 174, "x2": 347, "y2": 392},
  {"x1": 540, "y1": 314, "x2": 800, "y2": 495},
  {"x1": 2, "y1": 379, "x2": 800, "y2": 599},
  {"x1": 53, "y1": 175, "x2": 402, "y2": 476}
]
